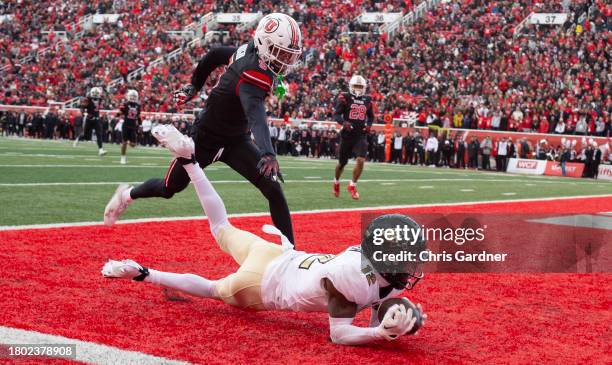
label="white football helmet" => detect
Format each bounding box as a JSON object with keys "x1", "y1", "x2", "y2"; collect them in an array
[
  {"x1": 126, "y1": 89, "x2": 139, "y2": 103},
  {"x1": 89, "y1": 87, "x2": 102, "y2": 98},
  {"x1": 349, "y1": 75, "x2": 367, "y2": 97},
  {"x1": 254, "y1": 13, "x2": 302, "y2": 76}
]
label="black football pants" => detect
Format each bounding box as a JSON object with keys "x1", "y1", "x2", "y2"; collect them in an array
[{"x1": 130, "y1": 131, "x2": 295, "y2": 244}]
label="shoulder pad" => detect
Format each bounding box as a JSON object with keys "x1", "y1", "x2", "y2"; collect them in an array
[{"x1": 241, "y1": 69, "x2": 273, "y2": 91}]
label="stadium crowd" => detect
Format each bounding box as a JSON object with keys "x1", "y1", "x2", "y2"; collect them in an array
[{"x1": 1, "y1": 0, "x2": 610, "y2": 139}]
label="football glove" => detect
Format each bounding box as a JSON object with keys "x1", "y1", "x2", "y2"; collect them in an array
[
  {"x1": 173, "y1": 84, "x2": 196, "y2": 106},
  {"x1": 257, "y1": 154, "x2": 284, "y2": 183},
  {"x1": 376, "y1": 304, "x2": 417, "y2": 341}
]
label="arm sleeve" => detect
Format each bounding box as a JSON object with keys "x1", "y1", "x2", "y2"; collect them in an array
[
  {"x1": 190, "y1": 46, "x2": 236, "y2": 92},
  {"x1": 329, "y1": 317, "x2": 382, "y2": 345},
  {"x1": 333, "y1": 96, "x2": 347, "y2": 124},
  {"x1": 238, "y1": 82, "x2": 276, "y2": 156}
]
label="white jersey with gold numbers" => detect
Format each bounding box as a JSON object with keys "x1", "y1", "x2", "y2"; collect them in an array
[{"x1": 260, "y1": 246, "x2": 402, "y2": 312}]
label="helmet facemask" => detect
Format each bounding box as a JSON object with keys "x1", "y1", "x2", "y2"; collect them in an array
[{"x1": 264, "y1": 42, "x2": 301, "y2": 76}]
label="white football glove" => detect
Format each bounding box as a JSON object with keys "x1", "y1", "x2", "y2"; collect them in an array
[{"x1": 376, "y1": 304, "x2": 417, "y2": 341}]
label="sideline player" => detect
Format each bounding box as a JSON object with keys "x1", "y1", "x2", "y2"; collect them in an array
[
  {"x1": 119, "y1": 90, "x2": 141, "y2": 165},
  {"x1": 333, "y1": 75, "x2": 374, "y2": 200},
  {"x1": 103, "y1": 13, "x2": 301, "y2": 243},
  {"x1": 74, "y1": 87, "x2": 107, "y2": 156},
  {"x1": 102, "y1": 130, "x2": 427, "y2": 345}
]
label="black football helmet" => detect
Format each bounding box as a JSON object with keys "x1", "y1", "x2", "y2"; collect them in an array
[{"x1": 361, "y1": 214, "x2": 426, "y2": 290}]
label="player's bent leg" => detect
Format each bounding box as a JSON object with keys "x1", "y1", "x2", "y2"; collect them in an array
[
  {"x1": 215, "y1": 238, "x2": 283, "y2": 310},
  {"x1": 254, "y1": 177, "x2": 294, "y2": 244},
  {"x1": 130, "y1": 158, "x2": 190, "y2": 200},
  {"x1": 215, "y1": 225, "x2": 271, "y2": 265},
  {"x1": 221, "y1": 140, "x2": 295, "y2": 244}
]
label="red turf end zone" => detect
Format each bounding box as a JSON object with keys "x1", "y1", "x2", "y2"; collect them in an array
[{"x1": 1, "y1": 197, "x2": 611, "y2": 365}]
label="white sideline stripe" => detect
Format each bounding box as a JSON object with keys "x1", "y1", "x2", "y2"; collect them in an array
[
  {"x1": 1, "y1": 178, "x2": 608, "y2": 187},
  {"x1": 502, "y1": 192, "x2": 517, "y2": 196},
  {"x1": 1, "y1": 194, "x2": 611, "y2": 231},
  {"x1": 0, "y1": 326, "x2": 192, "y2": 365}
]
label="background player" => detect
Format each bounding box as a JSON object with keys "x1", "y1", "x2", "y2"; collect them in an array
[
  {"x1": 102, "y1": 131, "x2": 427, "y2": 345},
  {"x1": 119, "y1": 89, "x2": 141, "y2": 165},
  {"x1": 74, "y1": 87, "x2": 107, "y2": 156},
  {"x1": 104, "y1": 13, "x2": 301, "y2": 244},
  {"x1": 333, "y1": 75, "x2": 374, "y2": 200}
]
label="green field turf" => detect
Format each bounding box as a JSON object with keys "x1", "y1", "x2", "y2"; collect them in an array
[{"x1": 1, "y1": 136, "x2": 611, "y2": 226}]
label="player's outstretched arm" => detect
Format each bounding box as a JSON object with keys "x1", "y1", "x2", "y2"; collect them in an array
[
  {"x1": 238, "y1": 82, "x2": 283, "y2": 181},
  {"x1": 174, "y1": 46, "x2": 237, "y2": 106},
  {"x1": 191, "y1": 46, "x2": 236, "y2": 92},
  {"x1": 324, "y1": 278, "x2": 418, "y2": 345}
]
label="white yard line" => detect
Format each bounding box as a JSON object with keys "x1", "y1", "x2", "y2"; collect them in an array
[
  {"x1": 1, "y1": 194, "x2": 610, "y2": 231},
  {"x1": 0, "y1": 178, "x2": 607, "y2": 187},
  {"x1": 0, "y1": 326, "x2": 192, "y2": 365}
]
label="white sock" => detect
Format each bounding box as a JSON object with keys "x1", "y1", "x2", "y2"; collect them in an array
[
  {"x1": 145, "y1": 269, "x2": 218, "y2": 299},
  {"x1": 182, "y1": 162, "x2": 230, "y2": 237},
  {"x1": 122, "y1": 187, "x2": 133, "y2": 204},
  {"x1": 333, "y1": 178, "x2": 339, "y2": 184},
  {"x1": 350, "y1": 180, "x2": 356, "y2": 187},
  {"x1": 121, "y1": 156, "x2": 126, "y2": 163}
]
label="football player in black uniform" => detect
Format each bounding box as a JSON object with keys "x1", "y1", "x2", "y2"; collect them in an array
[
  {"x1": 104, "y1": 13, "x2": 302, "y2": 244},
  {"x1": 119, "y1": 89, "x2": 141, "y2": 164},
  {"x1": 333, "y1": 75, "x2": 374, "y2": 200},
  {"x1": 74, "y1": 87, "x2": 107, "y2": 156}
]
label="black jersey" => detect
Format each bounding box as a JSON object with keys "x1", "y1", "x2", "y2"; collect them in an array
[
  {"x1": 121, "y1": 101, "x2": 141, "y2": 128},
  {"x1": 81, "y1": 97, "x2": 102, "y2": 119},
  {"x1": 193, "y1": 41, "x2": 277, "y2": 155},
  {"x1": 333, "y1": 92, "x2": 374, "y2": 137}
]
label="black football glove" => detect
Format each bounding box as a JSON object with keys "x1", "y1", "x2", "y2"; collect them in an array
[
  {"x1": 257, "y1": 154, "x2": 284, "y2": 183},
  {"x1": 172, "y1": 84, "x2": 196, "y2": 106}
]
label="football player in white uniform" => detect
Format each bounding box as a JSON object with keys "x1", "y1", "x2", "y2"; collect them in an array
[{"x1": 102, "y1": 126, "x2": 427, "y2": 345}]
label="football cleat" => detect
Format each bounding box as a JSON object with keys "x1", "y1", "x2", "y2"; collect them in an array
[
  {"x1": 152, "y1": 124, "x2": 194, "y2": 159},
  {"x1": 333, "y1": 181, "x2": 340, "y2": 197},
  {"x1": 101, "y1": 259, "x2": 149, "y2": 281},
  {"x1": 104, "y1": 184, "x2": 131, "y2": 226},
  {"x1": 347, "y1": 184, "x2": 360, "y2": 200},
  {"x1": 98, "y1": 148, "x2": 107, "y2": 156}
]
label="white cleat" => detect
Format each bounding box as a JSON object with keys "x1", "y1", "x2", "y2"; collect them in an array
[
  {"x1": 152, "y1": 124, "x2": 194, "y2": 159},
  {"x1": 104, "y1": 184, "x2": 131, "y2": 226},
  {"x1": 101, "y1": 259, "x2": 147, "y2": 280},
  {"x1": 120, "y1": 156, "x2": 127, "y2": 165},
  {"x1": 73, "y1": 138, "x2": 80, "y2": 147},
  {"x1": 99, "y1": 148, "x2": 107, "y2": 156}
]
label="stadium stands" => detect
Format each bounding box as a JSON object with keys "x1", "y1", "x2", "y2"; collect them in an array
[{"x1": 1, "y1": 0, "x2": 609, "y2": 139}]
